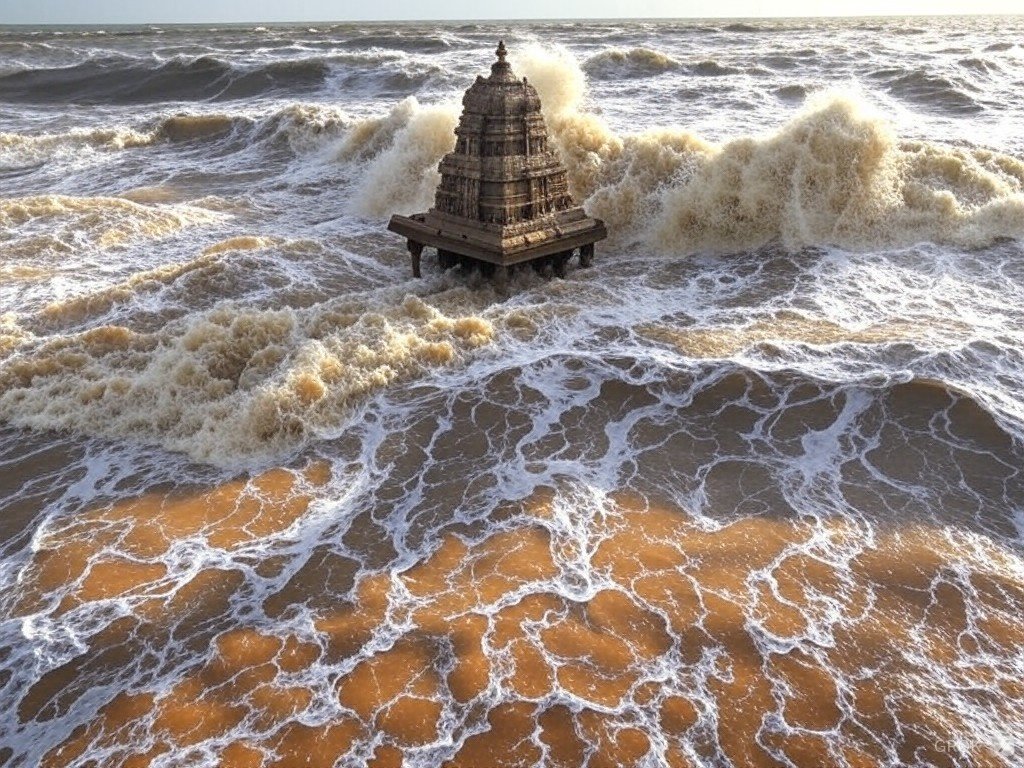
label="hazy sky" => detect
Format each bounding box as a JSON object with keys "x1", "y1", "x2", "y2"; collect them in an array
[{"x1": 0, "y1": 0, "x2": 1020, "y2": 24}]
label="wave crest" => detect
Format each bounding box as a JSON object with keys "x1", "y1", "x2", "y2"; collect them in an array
[
  {"x1": 649, "y1": 97, "x2": 1024, "y2": 251},
  {"x1": 0, "y1": 126, "x2": 155, "y2": 168},
  {"x1": 0, "y1": 54, "x2": 330, "y2": 104},
  {"x1": 871, "y1": 67, "x2": 982, "y2": 114},
  {"x1": 583, "y1": 47, "x2": 680, "y2": 78}
]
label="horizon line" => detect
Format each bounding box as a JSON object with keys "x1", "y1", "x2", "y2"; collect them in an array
[{"x1": 2, "y1": 12, "x2": 1023, "y2": 27}]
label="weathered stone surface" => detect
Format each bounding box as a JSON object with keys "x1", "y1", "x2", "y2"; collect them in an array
[{"x1": 389, "y1": 41, "x2": 606, "y2": 278}]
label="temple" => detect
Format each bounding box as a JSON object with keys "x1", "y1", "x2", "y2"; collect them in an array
[{"x1": 388, "y1": 41, "x2": 607, "y2": 280}]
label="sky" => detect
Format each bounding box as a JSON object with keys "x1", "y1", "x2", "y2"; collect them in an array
[{"x1": 0, "y1": 0, "x2": 1021, "y2": 24}]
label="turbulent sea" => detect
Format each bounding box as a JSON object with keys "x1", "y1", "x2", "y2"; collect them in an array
[{"x1": 2, "y1": 16, "x2": 1024, "y2": 767}]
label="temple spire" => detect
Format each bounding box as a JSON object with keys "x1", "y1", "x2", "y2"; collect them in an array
[{"x1": 490, "y1": 39, "x2": 514, "y2": 81}]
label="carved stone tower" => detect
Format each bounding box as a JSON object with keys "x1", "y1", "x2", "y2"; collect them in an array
[{"x1": 388, "y1": 41, "x2": 606, "y2": 280}]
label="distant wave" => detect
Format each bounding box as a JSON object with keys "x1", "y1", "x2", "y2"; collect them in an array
[
  {"x1": 723, "y1": 22, "x2": 762, "y2": 33},
  {"x1": 958, "y1": 57, "x2": 1001, "y2": 76},
  {"x1": 583, "y1": 48, "x2": 680, "y2": 79},
  {"x1": 761, "y1": 51, "x2": 819, "y2": 70},
  {"x1": 870, "y1": 66, "x2": 982, "y2": 114},
  {"x1": 0, "y1": 103, "x2": 354, "y2": 171},
  {"x1": 690, "y1": 60, "x2": 742, "y2": 77},
  {"x1": 773, "y1": 84, "x2": 810, "y2": 101},
  {"x1": 0, "y1": 55, "x2": 332, "y2": 104},
  {"x1": 337, "y1": 32, "x2": 455, "y2": 53},
  {"x1": 0, "y1": 50, "x2": 454, "y2": 106},
  {"x1": 583, "y1": 50, "x2": 744, "y2": 80},
  {"x1": 346, "y1": 63, "x2": 450, "y2": 94}
]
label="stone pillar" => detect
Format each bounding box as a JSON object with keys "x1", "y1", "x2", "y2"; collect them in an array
[
  {"x1": 407, "y1": 241, "x2": 423, "y2": 278},
  {"x1": 554, "y1": 251, "x2": 569, "y2": 278},
  {"x1": 579, "y1": 243, "x2": 594, "y2": 268},
  {"x1": 494, "y1": 265, "x2": 509, "y2": 288}
]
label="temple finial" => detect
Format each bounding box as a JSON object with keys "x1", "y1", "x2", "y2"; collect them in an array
[{"x1": 496, "y1": 40, "x2": 507, "y2": 62}]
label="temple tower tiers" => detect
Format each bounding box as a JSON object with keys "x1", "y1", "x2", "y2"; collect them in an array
[{"x1": 388, "y1": 41, "x2": 606, "y2": 280}]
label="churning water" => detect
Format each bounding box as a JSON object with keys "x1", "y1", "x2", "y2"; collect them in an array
[{"x1": 2, "y1": 17, "x2": 1024, "y2": 767}]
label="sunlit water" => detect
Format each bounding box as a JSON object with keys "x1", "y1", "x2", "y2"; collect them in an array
[{"x1": 2, "y1": 17, "x2": 1024, "y2": 767}]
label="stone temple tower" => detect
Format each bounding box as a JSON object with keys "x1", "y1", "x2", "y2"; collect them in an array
[{"x1": 388, "y1": 41, "x2": 606, "y2": 280}]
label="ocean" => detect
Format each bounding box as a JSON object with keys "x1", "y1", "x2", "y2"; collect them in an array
[{"x1": 1, "y1": 16, "x2": 1024, "y2": 767}]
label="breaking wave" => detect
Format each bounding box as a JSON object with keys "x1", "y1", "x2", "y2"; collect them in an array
[
  {"x1": 153, "y1": 103, "x2": 351, "y2": 151},
  {"x1": 31, "y1": 237, "x2": 278, "y2": 331},
  {"x1": 645, "y1": 101, "x2": 1024, "y2": 251},
  {"x1": 0, "y1": 287, "x2": 497, "y2": 465},
  {"x1": 342, "y1": 97, "x2": 460, "y2": 217},
  {"x1": 0, "y1": 103, "x2": 354, "y2": 170},
  {"x1": 0, "y1": 195, "x2": 223, "y2": 257},
  {"x1": 336, "y1": 46, "x2": 1024, "y2": 254},
  {"x1": 0, "y1": 126, "x2": 155, "y2": 168}
]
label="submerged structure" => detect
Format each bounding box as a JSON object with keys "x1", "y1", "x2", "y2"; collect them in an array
[{"x1": 388, "y1": 41, "x2": 606, "y2": 280}]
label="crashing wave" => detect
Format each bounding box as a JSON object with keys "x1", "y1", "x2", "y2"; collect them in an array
[
  {"x1": 0, "y1": 288, "x2": 497, "y2": 465},
  {"x1": 333, "y1": 45, "x2": 1024, "y2": 253}
]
